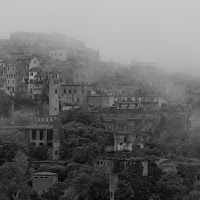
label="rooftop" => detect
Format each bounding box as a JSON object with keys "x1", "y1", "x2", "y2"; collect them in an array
[{"x1": 33, "y1": 172, "x2": 58, "y2": 176}]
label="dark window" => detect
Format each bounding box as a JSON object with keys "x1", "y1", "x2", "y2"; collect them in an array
[
  {"x1": 40, "y1": 130, "x2": 43, "y2": 140},
  {"x1": 30, "y1": 79, "x2": 33, "y2": 84},
  {"x1": 39, "y1": 143, "x2": 43, "y2": 146},
  {"x1": 64, "y1": 89, "x2": 66, "y2": 94},
  {"x1": 82, "y1": 90, "x2": 84, "y2": 93},
  {"x1": 69, "y1": 90, "x2": 71, "y2": 93},
  {"x1": 197, "y1": 174, "x2": 200, "y2": 181},
  {"x1": 32, "y1": 130, "x2": 36, "y2": 140},
  {"x1": 55, "y1": 89, "x2": 58, "y2": 94},
  {"x1": 47, "y1": 129, "x2": 53, "y2": 140},
  {"x1": 48, "y1": 143, "x2": 53, "y2": 147},
  {"x1": 74, "y1": 90, "x2": 76, "y2": 93}
]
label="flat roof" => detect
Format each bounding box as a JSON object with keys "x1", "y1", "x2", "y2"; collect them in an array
[{"x1": 33, "y1": 172, "x2": 58, "y2": 176}]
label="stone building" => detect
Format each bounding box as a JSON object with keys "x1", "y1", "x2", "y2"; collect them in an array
[{"x1": 32, "y1": 172, "x2": 58, "y2": 192}]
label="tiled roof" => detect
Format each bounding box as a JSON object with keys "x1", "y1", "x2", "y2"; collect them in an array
[{"x1": 29, "y1": 67, "x2": 42, "y2": 72}]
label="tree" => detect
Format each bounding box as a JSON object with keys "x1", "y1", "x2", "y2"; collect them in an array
[
  {"x1": 154, "y1": 172, "x2": 188, "y2": 200},
  {"x1": 0, "y1": 130, "x2": 29, "y2": 164},
  {"x1": 0, "y1": 151, "x2": 31, "y2": 200},
  {"x1": 42, "y1": 182, "x2": 67, "y2": 200}
]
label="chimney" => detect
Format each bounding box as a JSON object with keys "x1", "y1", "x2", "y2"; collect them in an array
[{"x1": 10, "y1": 100, "x2": 14, "y2": 126}]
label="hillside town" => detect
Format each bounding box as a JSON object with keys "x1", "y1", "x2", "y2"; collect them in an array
[{"x1": 1, "y1": 32, "x2": 200, "y2": 200}]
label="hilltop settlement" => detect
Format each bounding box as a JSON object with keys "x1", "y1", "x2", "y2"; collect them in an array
[{"x1": 1, "y1": 32, "x2": 200, "y2": 200}]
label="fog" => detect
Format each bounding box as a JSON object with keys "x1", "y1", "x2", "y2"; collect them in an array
[{"x1": 1, "y1": 0, "x2": 200, "y2": 74}]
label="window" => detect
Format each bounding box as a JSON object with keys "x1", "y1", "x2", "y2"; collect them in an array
[
  {"x1": 39, "y1": 143, "x2": 43, "y2": 146},
  {"x1": 30, "y1": 79, "x2": 33, "y2": 84},
  {"x1": 40, "y1": 130, "x2": 43, "y2": 140},
  {"x1": 32, "y1": 130, "x2": 36, "y2": 140},
  {"x1": 30, "y1": 72, "x2": 33, "y2": 76},
  {"x1": 12, "y1": 67, "x2": 15, "y2": 70},
  {"x1": 197, "y1": 174, "x2": 200, "y2": 181},
  {"x1": 69, "y1": 90, "x2": 71, "y2": 93},
  {"x1": 74, "y1": 90, "x2": 77, "y2": 93},
  {"x1": 55, "y1": 89, "x2": 58, "y2": 94},
  {"x1": 55, "y1": 107, "x2": 57, "y2": 111},
  {"x1": 81, "y1": 90, "x2": 84, "y2": 93},
  {"x1": 34, "y1": 60, "x2": 36, "y2": 64},
  {"x1": 7, "y1": 67, "x2": 9, "y2": 70},
  {"x1": 47, "y1": 130, "x2": 53, "y2": 140},
  {"x1": 81, "y1": 98, "x2": 85, "y2": 102},
  {"x1": 63, "y1": 89, "x2": 66, "y2": 94},
  {"x1": 12, "y1": 80, "x2": 15, "y2": 84},
  {"x1": 55, "y1": 151, "x2": 58, "y2": 155},
  {"x1": 7, "y1": 80, "x2": 9, "y2": 84},
  {"x1": 26, "y1": 66, "x2": 28, "y2": 69},
  {"x1": 54, "y1": 80, "x2": 58, "y2": 84}
]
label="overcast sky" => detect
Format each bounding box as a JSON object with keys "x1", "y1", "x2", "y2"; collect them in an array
[{"x1": 1, "y1": 0, "x2": 200, "y2": 74}]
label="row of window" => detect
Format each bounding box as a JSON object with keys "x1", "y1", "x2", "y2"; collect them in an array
[
  {"x1": 7, "y1": 74, "x2": 15, "y2": 78},
  {"x1": 62, "y1": 97, "x2": 85, "y2": 103},
  {"x1": 7, "y1": 66, "x2": 15, "y2": 71},
  {"x1": 51, "y1": 52, "x2": 63, "y2": 57},
  {"x1": 7, "y1": 79, "x2": 15, "y2": 84},
  {"x1": 63, "y1": 89, "x2": 84, "y2": 94}
]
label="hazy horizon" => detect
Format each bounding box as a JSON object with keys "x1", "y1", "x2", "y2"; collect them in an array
[{"x1": 1, "y1": 0, "x2": 200, "y2": 75}]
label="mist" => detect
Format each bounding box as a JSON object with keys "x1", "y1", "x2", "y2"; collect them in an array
[{"x1": 1, "y1": 0, "x2": 200, "y2": 74}]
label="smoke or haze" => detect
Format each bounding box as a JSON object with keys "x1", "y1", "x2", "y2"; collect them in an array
[{"x1": 1, "y1": 0, "x2": 200, "y2": 74}]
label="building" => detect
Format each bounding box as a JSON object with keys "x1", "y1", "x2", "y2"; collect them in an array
[
  {"x1": 49, "y1": 48, "x2": 68, "y2": 61},
  {"x1": 49, "y1": 71, "x2": 61, "y2": 115},
  {"x1": 32, "y1": 172, "x2": 58, "y2": 192},
  {"x1": 60, "y1": 84, "x2": 95, "y2": 109},
  {"x1": 25, "y1": 125, "x2": 60, "y2": 160},
  {"x1": 189, "y1": 108, "x2": 200, "y2": 129},
  {"x1": 32, "y1": 70, "x2": 46, "y2": 103},
  {"x1": 28, "y1": 67, "x2": 42, "y2": 94},
  {"x1": 88, "y1": 94, "x2": 115, "y2": 107},
  {"x1": 97, "y1": 153, "x2": 148, "y2": 200},
  {"x1": 5, "y1": 61, "x2": 18, "y2": 96}
]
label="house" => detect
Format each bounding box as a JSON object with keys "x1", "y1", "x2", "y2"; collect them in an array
[
  {"x1": 88, "y1": 94, "x2": 115, "y2": 107},
  {"x1": 28, "y1": 67, "x2": 42, "y2": 94},
  {"x1": 32, "y1": 71, "x2": 47, "y2": 103},
  {"x1": 5, "y1": 61, "x2": 18, "y2": 96},
  {"x1": 60, "y1": 84, "x2": 95, "y2": 108},
  {"x1": 32, "y1": 172, "x2": 58, "y2": 192}
]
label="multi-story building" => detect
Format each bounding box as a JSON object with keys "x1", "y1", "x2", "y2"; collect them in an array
[
  {"x1": 32, "y1": 71, "x2": 47, "y2": 103},
  {"x1": 49, "y1": 48, "x2": 68, "y2": 61},
  {"x1": 5, "y1": 61, "x2": 18, "y2": 96},
  {"x1": 28, "y1": 67, "x2": 42, "y2": 94},
  {"x1": 60, "y1": 84, "x2": 95, "y2": 109},
  {"x1": 49, "y1": 71, "x2": 61, "y2": 115},
  {"x1": 25, "y1": 125, "x2": 60, "y2": 160}
]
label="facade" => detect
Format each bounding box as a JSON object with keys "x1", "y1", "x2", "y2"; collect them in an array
[
  {"x1": 49, "y1": 48, "x2": 68, "y2": 61},
  {"x1": 32, "y1": 172, "x2": 58, "y2": 192},
  {"x1": 5, "y1": 62, "x2": 18, "y2": 95},
  {"x1": 97, "y1": 153, "x2": 148, "y2": 200},
  {"x1": 60, "y1": 84, "x2": 94, "y2": 108},
  {"x1": 32, "y1": 71, "x2": 46, "y2": 103},
  {"x1": 26, "y1": 125, "x2": 60, "y2": 160},
  {"x1": 189, "y1": 108, "x2": 200, "y2": 129},
  {"x1": 88, "y1": 94, "x2": 115, "y2": 107},
  {"x1": 49, "y1": 72, "x2": 61, "y2": 115},
  {"x1": 28, "y1": 67, "x2": 42, "y2": 94},
  {"x1": 73, "y1": 65, "x2": 96, "y2": 84}
]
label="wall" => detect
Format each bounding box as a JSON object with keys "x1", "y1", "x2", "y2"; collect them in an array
[
  {"x1": 49, "y1": 73, "x2": 61, "y2": 115},
  {"x1": 49, "y1": 49, "x2": 68, "y2": 61}
]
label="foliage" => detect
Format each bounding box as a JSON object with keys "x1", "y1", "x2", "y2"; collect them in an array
[
  {"x1": 154, "y1": 172, "x2": 188, "y2": 200},
  {"x1": 0, "y1": 151, "x2": 32, "y2": 200},
  {"x1": 42, "y1": 182, "x2": 67, "y2": 200},
  {"x1": 0, "y1": 130, "x2": 29, "y2": 164},
  {"x1": 0, "y1": 90, "x2": 12, "y2": 117},
  {"x1": 57, "y1": 110, "x2": 104, "y2": 128},
  {"x1": 29, "y1": 145, "x2": 48, "y2": 161}
]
